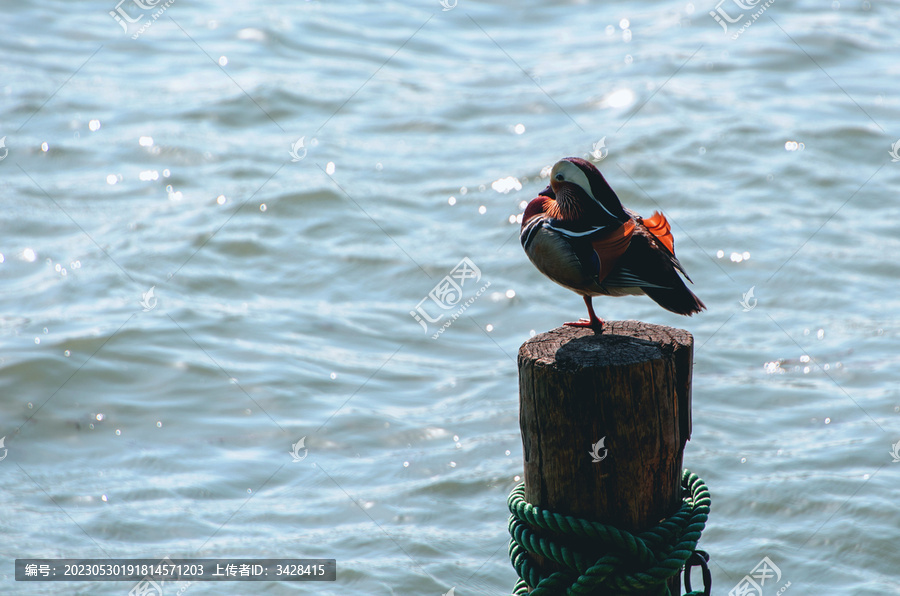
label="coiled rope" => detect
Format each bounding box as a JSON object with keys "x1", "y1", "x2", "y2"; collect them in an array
[{"x1": 508, "y1": 469, "x2": 711, "y2": 595}]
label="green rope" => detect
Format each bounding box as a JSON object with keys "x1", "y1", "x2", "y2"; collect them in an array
[{"x1": 508, "y1": 469, "x2": 711, "y2": 596}]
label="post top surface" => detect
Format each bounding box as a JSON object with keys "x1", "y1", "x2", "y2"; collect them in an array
[{"x1": 519, "y1": 320, "x2": 694, "y2": 370}]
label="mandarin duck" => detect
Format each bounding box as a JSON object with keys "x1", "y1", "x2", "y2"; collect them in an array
[{"x1": 520, "y1": 157, "x2": 705, "y2": 330}]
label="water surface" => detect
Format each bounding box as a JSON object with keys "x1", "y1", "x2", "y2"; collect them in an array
[{"x1": 2, "y1": 0, "x2": 900, "y2": 594}]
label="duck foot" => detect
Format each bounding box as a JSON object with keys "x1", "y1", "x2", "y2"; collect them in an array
[{"x1": 564, "y1": 318, "x2": 604, "y2": 330}]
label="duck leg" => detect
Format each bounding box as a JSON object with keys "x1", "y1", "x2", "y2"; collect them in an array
[{"x1": 564, "y1": 295, "x2": 604, "y2": 330}]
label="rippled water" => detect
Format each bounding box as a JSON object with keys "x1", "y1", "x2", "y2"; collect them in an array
[{"x1": 2, "y1": 0, "x2": 900, "y2": 594}]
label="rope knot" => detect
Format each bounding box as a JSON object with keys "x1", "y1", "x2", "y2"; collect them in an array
[{"x1": 508, "y1": 469, "x2": 711, "y2": 596}]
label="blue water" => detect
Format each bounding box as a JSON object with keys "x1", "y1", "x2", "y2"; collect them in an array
[{"x1": 2, "y1": 0, "x2": 900, "y2": 594}]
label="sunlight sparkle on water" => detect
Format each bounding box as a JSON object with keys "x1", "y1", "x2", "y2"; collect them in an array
[
  {"x1": 218, "y1": 56, "x2": 228, "y2": 66},
  {"x1": 237, "y1": 28, "x2": 267, "y2": 41},
  {"x1": 604, "y1": 88, "x2": 635, "y2": 109},
  {"x1": 491, "y1": 176, "x2": 522, "y2": 194},
  {"x1": 326, "y1": 162, "x2": 335, "y2": 175},
  {"x1": 89, "y1": 119, "x2": 101, "y2": 131},
  {"x1": 216, "y1": 195, "x2": 227, "y2": 205},
  {"x1": 448, "y1": 196, "x2": 456, "y2": 206},
  {"x1": 22, "y1": 248, "x2": 36, "y2": 262},
  {"x1": 139, "y1": 136, "x2": 153, "y2": 147},
  {"x1": 41, "y1": 142, "x2": 49, "y2": 152},
  {"x1": 514, "y1": 123, "x2": 525, "y2": 134},
  {"x1": 168, "y1": 186, "x2": 183, "y2": 201},
  {"x1": 764, "y1": 361, "x2": 784, "y2": 374},
  {"x1": 106, "y1": 174, "x2": 118, "y2": 185}
]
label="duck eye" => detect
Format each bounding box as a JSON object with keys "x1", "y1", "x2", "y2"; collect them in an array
[{"x1": 555, "y1": 174, "x2": 564, "y2": 181}]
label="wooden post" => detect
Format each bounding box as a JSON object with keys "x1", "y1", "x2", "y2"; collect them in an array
[{"x1": 517, "y1": 320, "x2": 694, "y2": 594}]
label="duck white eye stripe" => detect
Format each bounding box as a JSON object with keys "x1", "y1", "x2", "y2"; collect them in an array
[
  {"x1": 592, "y1": 196, "x2": 620, "y2": 221},
  {"x1": 566, "y1": 163, "x2": 620, "y2": 221},
  {"x1": 545, "y1": 223, "x2": 611, "y2": 237}
]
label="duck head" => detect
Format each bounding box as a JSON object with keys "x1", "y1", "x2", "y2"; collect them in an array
[{"x1": 548, "y1": 157, "x2": 629, "y2": 224}]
